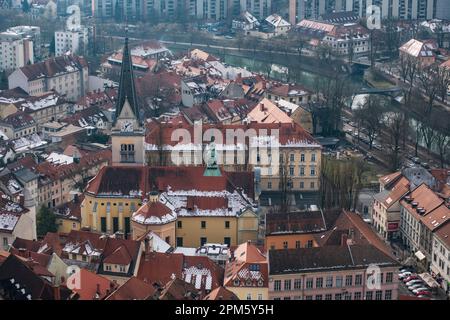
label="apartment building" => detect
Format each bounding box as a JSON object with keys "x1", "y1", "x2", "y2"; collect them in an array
[
  {"x1": 0, "y1": 32, "x2": 34, "y2": 72},
  {"x1": 268, "y1": 245, "x2": 400, "y2": 300},
  {"x1": 55, "y1": 28, "x2": 89, "y2": 57},
  {"x1": 430, "y1": 223, "x2": 450, "y2": 296},
  {"x1": 8, "y1": 55, "x2": 89, "y2": 101},
  {"x1": 5, "y1": 26, "x2": 41, "y2": 60},
  {"x1": 399, "y1": 183, "x2": 450, "y2": 268},
  {"x1": 290, "y1": 0, "x2": 438, "y2": 24}
]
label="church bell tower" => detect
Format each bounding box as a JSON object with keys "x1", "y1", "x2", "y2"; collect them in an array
[{"x1": 111, "y1": 37, "x2": 145, "y2": 166}]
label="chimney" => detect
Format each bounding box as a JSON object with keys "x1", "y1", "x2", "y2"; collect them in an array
[
  {"x1": 53, "y1": 286, "x2": 61, "y2": 300},
  {"x1": 19, "y1": 194, "x2": 25, "y2": 206},
  {"x1": 260, "y1": 103, "x2": 265, "y2": 112}
]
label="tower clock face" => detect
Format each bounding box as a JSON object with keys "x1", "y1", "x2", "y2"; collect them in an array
[{"x1": 121, "y1": 120, "x2": 133, "y2": 132}]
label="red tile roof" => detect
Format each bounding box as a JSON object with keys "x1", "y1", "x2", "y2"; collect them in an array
[
  {"x1": 105, "y1": 276, "x2": 155, "y2": 300},
  {"x1": 103, "y1": 245, "x2": 133, "y2": 265},
  {"x1": 69, "y1": 268, "x2": 117, "y2": 300},
  {"x1": 19, "y1": 55, "x2": 88, "y2": 81},
  {"x1": 203, "y1": 286, "x2": 239, "y2": 300}
]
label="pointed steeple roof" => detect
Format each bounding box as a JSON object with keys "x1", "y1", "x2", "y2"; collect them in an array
[{"x1": 114, "y1": 37, "x2": 140, "y2": 124}]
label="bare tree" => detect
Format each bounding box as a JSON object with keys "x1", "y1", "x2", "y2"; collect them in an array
[
  {"x1": 354, "y1": 95, "x2": 386, "y2": 149},
  {"x1": 385, "y1": 112, "x2": 404, "y2": 171}
]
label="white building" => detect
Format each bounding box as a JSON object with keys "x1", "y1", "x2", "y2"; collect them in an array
[
  {"x1": 0, "y1": 32, "x2": 34, "y2": 72},
  {"x1": 297, "y1": 20, "x2": 371, "y2": 56},
  {"x1": 431, "y1": 223, "x2": 450, "y2": 296},
  {"x1": 8, "y1": 55, "x2": 89, "y2": 102},
  {"x1": 6, "y1": 26, "x2": 41, "y2": 59},
  {"x1": 289, "y1": 0, "x2": 438, "y2": 24},
  {"x1": 265, "y1": 14, "x2": 292, "y2": 35},
  {"x1": 55, "y1": 28, "x2": 89, "y2": 57},
  {"x1": 232, "y1": 11, "x2": 260, "y2": 31}
]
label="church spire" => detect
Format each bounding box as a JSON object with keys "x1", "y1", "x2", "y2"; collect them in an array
[{"x1": 114, "y1": 37, "x2": 140, "y2": 124}]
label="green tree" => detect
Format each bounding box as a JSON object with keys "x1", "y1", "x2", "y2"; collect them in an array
[{"x1": 36, "y1": 205, "x2": 57, "y2": 237}]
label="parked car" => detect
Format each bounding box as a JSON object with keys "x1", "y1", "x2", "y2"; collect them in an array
[
  {"x1": 406, "y1": 280, "x2": 424, "y2": 287},
  {"x1": 412, "y1": 287, "x2": 430, "y2": 294},
  {"x1": 403, "y1": 275, "x2": 419, "y2": 283},
  {"x1": 399, "y1": 271, "x2": 412, "y2": 279},
  {"x1": 408, "y1": 283, "x2": 425, "y2": 290},
  {"x1": 415, "y1": 290, "x2": 431, "y2": 296}
]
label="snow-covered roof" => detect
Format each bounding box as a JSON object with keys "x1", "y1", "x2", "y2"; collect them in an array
[
  {"x1": 12, "y1": 133, "x2": 47, "y2": 152},
  {"x1": 0, "y1": 212, "x2": 19, "y2": 232},
  {"x1": 46, "y1": 152, "x2": 74, "y2": 165},
  {"x1": 265, "y1": 14, "x2": 291, "y2": 28}
]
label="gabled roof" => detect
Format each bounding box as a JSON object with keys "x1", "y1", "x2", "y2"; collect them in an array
[
  {"x1": 158, "y1": 277, "x2": 200, "y2": 300},
  {"x1": 69, "y1": 268, "x2": 116, "y2": 300},
  {"x1": 204, "y1": 286, "x2": 239, "y2": 300},
  {"x1": 224, "y1": 242, "x2": 268, "y2": 288},
  {"x1": 0, "y1": 254, "x2": 56, "y2": 300},
  {"x1": 19, "y1": 54, "x2": 87, "y2": 81},
  {"x1": 105, "y1": 276, "x2": 155, "y2": 300},
  {"x1": 247, "y1": 98, "x2": 293, "y2": 124},
  {"x1": 103, "y1": 245, "x2": 133, "y2": 265},
  {"x1": 399, "y1": 39, "x2": 435, "y2": 58}
]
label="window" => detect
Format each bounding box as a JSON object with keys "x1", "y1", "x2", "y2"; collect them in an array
[
  {"x1": 3, "y1": 237, "x2": 8, "y2": 249},
  {"x1": 119, "y1": 265, "x2": 126, "y2": 272},
  {"x1": 365, "y1": 291, "x2": 373, "y2": 300},
  {"x1": 267, "y1": 181, "x2": 272, "y2": 189},
  {"x1": 71, "y1": 254, "x2": 77, "y2": 260},
  {"x1": 334, "y1": 293, "x2": 342, "y2": 300},
  {"x1": 310, "y1": 182, "x2": 315, "y2": 189},
  {"x1": 295, "y1": 240, "x2": 301, "y2": 248},
  {"x1": 336, "y1": 276, "x2": 343, "y2": 288},
  {"x1": 284, "y1": 280, "x2": 291, "y2": 291},
  {"x1": 294, "y1": 279, "x2": 301, "y2": 290},
  {"x1": 304, "y1": 295, "x2": 313, "y2": 300},
  {"x1": 283, "y1": 296, "x2": 291, "y2": 300},
  {"x1": 225, "y1": 221, "x2": 230, "y2": 229},
  {"x1": 176, "y1": 237, "x2": 183, "y2": 247},
  {"x1": 100, "y1": 217, "x2": 107, "y2": 232},
  {"x1": 345, "y1": 275, "x2": 353, "y2": 286},
  {"x1": 354, "y1": 292, "x2": 362, "y2": 300},
  {"x1": 386, "y1": 272, "x2": 393, "y2": 283},
  {"x1": 325, "y1": 294, "x2": 332, "y2": 300},
  {"x1": 384, "y1": 290, "x2": 392, "y2": 300},
  {"x1": 200, "y1": 237, "x2": 207, "y2": 246},
  {"x1": 300, "y1": 154, "x2": 305, "y2": 162},
  {"x1": 282, "y1": 241, "x2": 288, "y2": 249},
  {"x1": 355, "y1": 274, "x2": 362, "y2": 286},
  {"x1": 300, "y1": 166, "x2": 305, "y2": 176},
  {"x1": 310, "y1": 167, "x2": 315, "y2": 176},
  {"x1": 344, "y1": 293, "x2": 352, "y2": 300},
  {"x1": 246, "y1": 293, "x2": 252, "y2": 300},
  {"x1": 315, "y1": 294, "x2": 322, "y2": 300},
  {"x1": 177, "y1": 221, "x2": 182, "y2": 228},
  {"x1": 290, "y1": 153, "x2": 294, "y2": 162},
  {"x1": 315, "y1": 277, "x2": 323, "y2": 288},
  {"x1": 306, "y1": 240, "x2": 313, "y2": 248},
  {"x1": 258, "y1": 294, "x2": 263, "y2": 300},
  {"x1": 201, "y1": 221, "x2": 206, "y2": 229},
  {"x1": 326, "y1": 276, "x2": 333, "y2": 288},
  {"x1": 289, "y1": 166, "x2": 294, "y2": 176},
  {"x1": 311, "y1": 153, "x2": 316, "y2": 162},
  {"x1": 274, "y1": 280, "x2": 281, "y2": 291},
  {"x1": 306, "y1": 278, "x2": 313, "y2": 289},
  {"x1": 300, "y1": 181, "x2": 304, "y2": 189},
  {"x1": 375, "y1": 290, "x2": 382, "y2": 300},
  {"x1": 224, "y1": 237, "x2": 231, "y2": 246}
]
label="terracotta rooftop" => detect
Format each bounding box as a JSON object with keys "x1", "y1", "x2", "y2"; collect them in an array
[
  {"x1": 203, "y1": 286, "x2": 239, "y2": 300},
  {"x1": 105, "y1": 276, "x2": 155, "y2": 300},
  {"x1": 19, "y1": 54, "x2": 88, "y2": 81},
  {"x1": 69, "y1": 268, "x2": 117, "y2": 300}
]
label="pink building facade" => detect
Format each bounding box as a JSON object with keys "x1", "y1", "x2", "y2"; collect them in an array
[{"x1": 268, "y1": 245, "x2": 400, "y2": 300}]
